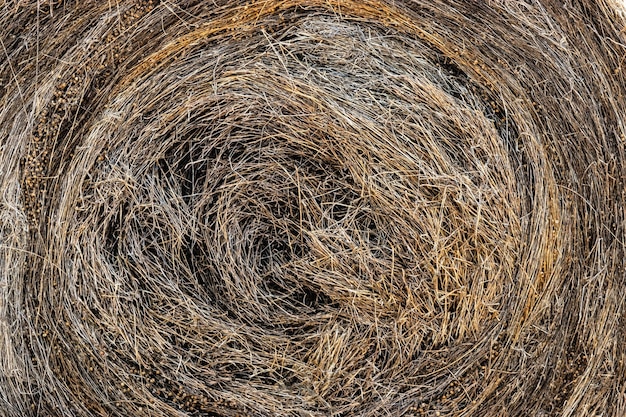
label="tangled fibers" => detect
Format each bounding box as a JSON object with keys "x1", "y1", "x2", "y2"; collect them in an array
[{"x1": 1, "y1": 0, "x2": 625, "y2": 416}]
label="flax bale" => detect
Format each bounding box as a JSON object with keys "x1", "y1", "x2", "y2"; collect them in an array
[{"x1": 0, "y1": 1, "x2": 625, "y2": 416}]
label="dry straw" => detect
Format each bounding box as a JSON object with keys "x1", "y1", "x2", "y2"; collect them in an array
[{"x1": 1, "y1": 0, "x2": 625, "y2": 416}]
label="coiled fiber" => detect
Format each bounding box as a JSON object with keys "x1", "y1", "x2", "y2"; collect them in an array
[{"x1": 1, "y1": 0, "x2": 625, "y2": 416}]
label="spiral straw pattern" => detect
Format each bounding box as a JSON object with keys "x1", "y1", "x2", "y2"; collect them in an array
[{"x1": 1, "y1": 1, "x2": 626, "y2": 416}]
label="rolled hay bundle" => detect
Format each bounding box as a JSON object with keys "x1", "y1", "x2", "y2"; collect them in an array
[{"x1": 1, "y1": 0, "x2": 625, "y2": 415}]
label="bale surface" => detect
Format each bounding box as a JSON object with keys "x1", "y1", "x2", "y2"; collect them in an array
[{"x1": 1, "y1": 0, "x2": 625, "y2": 416}]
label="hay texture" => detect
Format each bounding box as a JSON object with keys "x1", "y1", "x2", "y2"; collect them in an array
[{"x1": 1, "y1": 0, "x2": 626, "y2": 416}]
